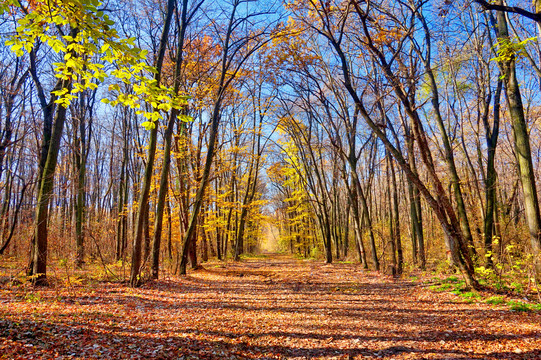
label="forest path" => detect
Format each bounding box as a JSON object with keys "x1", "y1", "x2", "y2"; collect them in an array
[{"x1": 1, "y1": 254, "x2": 540, "y2": 359}]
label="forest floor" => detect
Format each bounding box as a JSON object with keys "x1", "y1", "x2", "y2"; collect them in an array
[{"x1": 1, "y1": 254, "x2": 541, "y2": 359}]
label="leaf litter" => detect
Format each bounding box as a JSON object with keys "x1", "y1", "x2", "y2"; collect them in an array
[{"x1": 1, "y1": 254, "x2": 540, "y2": 359}]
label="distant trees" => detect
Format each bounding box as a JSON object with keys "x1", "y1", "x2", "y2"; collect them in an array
[{"x1": 273, "y1": 0, "x2": 541, "y2": 285}]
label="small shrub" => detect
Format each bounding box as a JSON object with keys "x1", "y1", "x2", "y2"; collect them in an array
[
  {"x1": 511, "y1": 282, "x2": 524, "y2": 294},
  {"x1": 309, "y1": 247, "x2": 321, "y2": 259},
  {"x1": 451, "y1": 281, "x2": 468, "y2": 293},
  {"x1": 507, "y1": 301, "x2": 541, "y2": 312},
  {"x1": 24, "y1": 292, "x2": 41, "y2": 303}
]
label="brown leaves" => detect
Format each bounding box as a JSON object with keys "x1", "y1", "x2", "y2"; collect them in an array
[{"x1": 1, "y1": 255, "x2": 541, "y2": 359}]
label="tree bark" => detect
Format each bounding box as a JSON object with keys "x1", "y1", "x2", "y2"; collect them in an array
[
  {"x1": 30, "y1": 78, "x2": 71, "y2": 285},
  {"x1": 492, "y1": 4, "x2": 541, "y2": 276},
  {"x1": 483, "y1": 80, "x2": 502, "y2": 268},
  {"x1": 151, "y1": 0, "x2": 190, "y2": 280},
  {"x1": 129, "y1": 0, "x2": 175, "y2": 286}
]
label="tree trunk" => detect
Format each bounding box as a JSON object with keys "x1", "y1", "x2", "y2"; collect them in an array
[
  {"x1": 129, "y1": 0, "x2": 175, "y2": 286},
  {"x1": 150, "y1": 0, "x2": 190, "y2": 279},
  {"x1": 115, "y1": 123, "x2": 129, "y2": 261},
  {"x1": 30, "y1": 79, "x2": 71, "y2": 285},
  {"x1": 390, "y1": 156, "x2": 403, "y2": 275},
  {"x1": 405, "y1": 131, "x2": 425, "y2": 270},
  {"x1": 355, "y1": 172, "x2": 379, "y2": 271},
  {"x1": 386, "y1": 157, "x2": 397, "y2": 276},
  {"x1": 74, "y1": 88, "x2": 90, "y2": 268},
  {"x1": 493, "y1": 4, "x2": 541, "y2": 276},
  {"x1": 483, "y1": 80, "x2": 502, "y2": 268},
  {"x1": 418, "y1": 12, "x2": 476, "y2": 258},
  {"x1": 179, "y1": 0, "x2": 255, "y2": 274}
]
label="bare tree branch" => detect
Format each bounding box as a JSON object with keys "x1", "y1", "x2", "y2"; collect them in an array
[{"x1": 472, "y1": 0, "x2": 541, "y2": 23}]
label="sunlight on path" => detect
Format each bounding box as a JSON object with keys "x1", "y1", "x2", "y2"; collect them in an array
[
  {"x1": 260, "y1": 222, "x2": 280, "y2": 253},
  {"x1": 1, "y1": 255, "x2": 540, "y2": 359}
]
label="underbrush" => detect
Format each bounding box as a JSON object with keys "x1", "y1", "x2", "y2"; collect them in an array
[
  {"x1": 426, "y1": 273, "x2": 541, "y2": 312},
  {"x1": 0, "y1": 256, "x2": 130, "y2": 290},
  {"x1": 409, "y1": 240, "x2": 540, "y2": 312}
]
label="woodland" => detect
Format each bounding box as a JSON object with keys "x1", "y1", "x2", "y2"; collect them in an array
[{"x1": 1, "y1": 0, "x2": 541, "y2": 358}]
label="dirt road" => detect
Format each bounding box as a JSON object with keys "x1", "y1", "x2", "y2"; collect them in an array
[{"x1": 1, "y1": 255, "x2": 540, "y2": 359}]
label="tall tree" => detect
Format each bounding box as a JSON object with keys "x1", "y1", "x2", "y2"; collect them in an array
[
  {"x1": 130, "y1": 0, "x2": 176, "y2": 286},
  {"x1": 488, "y1": 1, "x2": 541, "y2": 276},
  {"x1": 150, "y1": 0, "x2": 204, "y2": 279}
]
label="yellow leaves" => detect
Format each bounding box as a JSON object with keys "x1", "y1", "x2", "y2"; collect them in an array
[
  {"x1": 7, "y1": 42, "x2": 24, "y2": 57},
  {"x1": 284, "y1": 0, "x2": 322, "y2": 21},
  {"x1": 368, "y1": 14, "x2": 406, "y2": 46},
  {"x1": 5, "y1": 0, "x2": 190, "y2": 119},
  {"x1": 371, "y1": 26, "x2": 405, "y2": 46},
  {"x1": 265, "y1": 20, "x2": 321, "y2": 70},
  {"x1": 491, "y1": 36, "x2": 537, "y2": 63},
  {"x1": 48, "y1": 38, "x2": 66, "y2": 53},
  {"x1": 141, "y1": 121, "x2": 156, "y2": 130},
  {"x1": 52, "y1": 88, "x2": 69, "y2": 97},
  {"x1": 106, "y1": 85, "x2": 120, "y2": 96}
]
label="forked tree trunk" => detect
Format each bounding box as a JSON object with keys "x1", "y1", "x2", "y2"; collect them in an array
[{"x1": 418, "y1": 12, "x2": 476, "y2": 259}]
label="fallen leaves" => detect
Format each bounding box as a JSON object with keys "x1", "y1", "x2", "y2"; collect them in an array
[{"x1": 1, "y1": 255, "x2": 540, "y2": 359}]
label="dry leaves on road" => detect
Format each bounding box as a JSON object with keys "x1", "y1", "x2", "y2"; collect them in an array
[{"x1": 1, "y1": 255, "x2": 540, "y2": 359}]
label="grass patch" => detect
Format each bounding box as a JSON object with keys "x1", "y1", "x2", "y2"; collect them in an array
[
  {"x1": 443, "y1": 276, "x2": 459, "y2": 283},
  {"x1": 485, "y1": 296, "x2": 505, "y2": 305},
  {"x1": 23, "y1": 292, "x2": 42, "y2": 303},
  {"x1": 460, "y1": 291, "x2": 481, "y2": 299},
  {"x1": 430, "y1": 281, "x2": 541, "y2": 312},
  {"x1": 508, "y1": 301, "x2": 541, "y2": 312},
  {"x1": 428, "y1": 276, "x2": 483, "y2": 303},
  {"x1": 508, "y1": 301, "x2": 531, "y2": 312},
  {"x1": 430, "y1": 283, "x2": 453, "y2": 292},
  {"x1": 239, "y1": 254, "x2": 269, "y2": 260}
]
